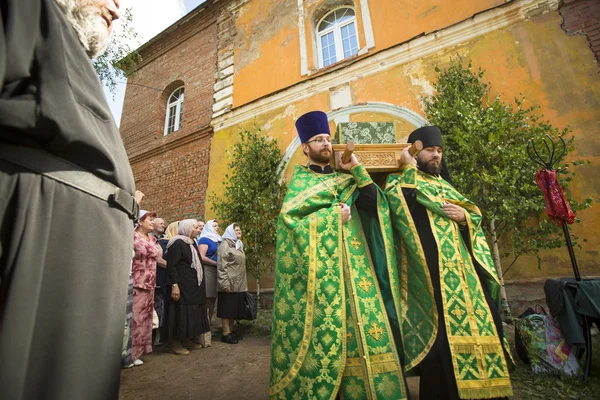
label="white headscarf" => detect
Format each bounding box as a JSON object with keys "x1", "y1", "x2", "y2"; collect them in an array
[
  {"x1": 222, "y1": 223, "x2": 244, "y2": 250},
  {"x1": 166, "y1": 219, "x2": 203, "y2": 286},
  {"x1": 199, "y1": 219, "x2": 222, "y2": 243}
]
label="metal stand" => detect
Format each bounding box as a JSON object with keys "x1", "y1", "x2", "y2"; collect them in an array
[{"x1": 528, "y1": 135, "x2": 591, "y2": 378}]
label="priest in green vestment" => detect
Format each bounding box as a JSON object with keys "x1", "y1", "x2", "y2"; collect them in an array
[
  {"x1": 384, "y1": 126, "x2": 513, "y2": 399},
  {"x1": 270, "y1": 111, "x2": 407, "y2": 400}
]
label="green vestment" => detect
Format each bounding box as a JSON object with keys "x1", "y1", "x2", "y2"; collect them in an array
[
  {"x1": 270, "y1": 164, "x2": 407, "y2": 400},
  {"x1": 385, "y1": 165, "x2": 513, "y2": 399}
]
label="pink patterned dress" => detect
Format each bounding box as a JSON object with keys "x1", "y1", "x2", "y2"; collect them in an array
[{"x1": 132, "y1": 230, "x2": 159, "y2": 360}]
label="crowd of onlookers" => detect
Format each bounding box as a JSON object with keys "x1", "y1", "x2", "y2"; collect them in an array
[{"x1": 121, "y1": 204, "x2": 249, "y2": 368}]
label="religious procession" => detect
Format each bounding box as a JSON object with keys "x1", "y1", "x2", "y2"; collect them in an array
[{"x1": 1, "y1": 0, "x2": 599, "y2": 400}]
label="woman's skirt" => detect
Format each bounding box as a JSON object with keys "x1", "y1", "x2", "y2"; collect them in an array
[
  {"x1": 217, "y1": 291, "x2": 247, "y2": 319},
  {"x1": 204, "y1": 265, "x2": 218, "y2": 298},
  {"x1": 132, "y1": 287, "x2": 154, "y2": 360},
  {"x1": 163, "y1": 301, "x2": 211, "y2": 341}
]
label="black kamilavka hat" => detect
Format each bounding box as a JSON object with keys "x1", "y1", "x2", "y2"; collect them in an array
[{"x1": 408, "y1": 125, "x2": 452, "y2": 184}]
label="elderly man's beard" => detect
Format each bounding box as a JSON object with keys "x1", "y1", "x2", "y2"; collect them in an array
[
  {"x1": 54, "y1": 0, "x2": 112, "y2": 59},
  {"x1": 307, "y1": 146, "x2": 332, "y2": 165},
  {"x1": 417, "y1": 156, "x2": 442, "y2": 175}
]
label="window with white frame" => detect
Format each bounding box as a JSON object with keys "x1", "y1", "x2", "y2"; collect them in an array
[
  {"x1": 317, "y1": 8, "x2": 359, "y2": 68},
  {"x1": 164, "y1": 87, "x2": 184, "y2": 135}
]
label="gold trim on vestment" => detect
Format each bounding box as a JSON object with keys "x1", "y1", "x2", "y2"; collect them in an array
[
  {"x1": 343, "y1": 225, "x2": 375, "y2": 400},
  {"x1": 269, "y1": 213, "x2": 319, "y2": 396},
  {"x1": 355, "y1": 213, "x2": 407, "y2": 397},
  {"x1": 329, "y1": 208, "x2": 348, "y2": 400},
  {"x1": 393, "y1": 183, "x2": 437, "y2": 372},
  {"x1": 376, "y1": 190, "x2": 405, "y2": 340},
  {"x1": 426, "y1": 206, "x2": 512, "y2": 399}
]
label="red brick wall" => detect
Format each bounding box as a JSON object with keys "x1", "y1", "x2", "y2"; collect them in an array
[
  {"x1": 560, "y1": 0, "x2": 600, "y2": 65},
  {"x1": 131, "y1": 132, "x2": 212, "y2": 223},
  {"x1": 119, "y1": 4, "x2": 219, "y2": 221}
]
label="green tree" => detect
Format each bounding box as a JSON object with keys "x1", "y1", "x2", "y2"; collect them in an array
[
  {"x1": 210, "y1": 126, "x2": 287, "y2": 309},
  {"x1": 93, "y1": 8, "x2": 141, "y2": 96},
  {"x1": 423, "y1": 57, "x2": 592, "y2": 319}
]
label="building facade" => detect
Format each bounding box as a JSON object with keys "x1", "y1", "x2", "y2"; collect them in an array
[{"x1": 120, "y1": 0, "x2": 600, "y2": 287}]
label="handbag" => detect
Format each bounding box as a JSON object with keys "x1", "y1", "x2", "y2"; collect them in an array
[
  {"x1": 242, "y1": 292, "x2": 257, "y2": 321},
  {"x1": 514, "y1": 305, "x2": 580, "y2": 376}
]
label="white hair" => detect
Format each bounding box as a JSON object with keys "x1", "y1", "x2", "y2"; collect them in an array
[{"x1": 54, "y1": 0, "x2": 111, "y2": 58}]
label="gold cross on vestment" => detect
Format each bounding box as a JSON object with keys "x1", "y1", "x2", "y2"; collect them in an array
[
  {"x1": 368, "y1": 324, "x2": 384, "y2": 341},
  {"x1": 476, "y1": 307, "x2": 487, "y2": 320},
  {"x1": 451, "y1": 307, "x2": 466, "y2": 320},
  {"x1": 358, "y1": 277, "x2": 373, "y2": 293},
  {"x1": 350, "y1": 237, "x2": 362, "y2": 251}
]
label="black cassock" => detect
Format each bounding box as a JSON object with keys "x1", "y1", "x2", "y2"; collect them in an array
[{"x1": 0, "y1": 0, "x2": 135, "y2": 398}]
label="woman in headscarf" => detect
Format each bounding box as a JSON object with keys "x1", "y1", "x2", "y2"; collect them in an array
[
  {"x1": 198, "y1": 219, "x2": 222, "y2": 322},
  {"x1": 163, "y1": 219, "x2": 211, "y2": 355},
  {"x1": 164, "y1": 221, "x2": 180, "y2": 242},
  {"x1": 131, "y1": 211, "x2": 161, "y2": 365},
  {"x1": 217, "y1": 224, "x2": 249, "y2": 344}
]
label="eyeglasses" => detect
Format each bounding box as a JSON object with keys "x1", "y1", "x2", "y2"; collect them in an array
[{"x1": 306, "y1": 137, "x2": 332, "y2": 145}]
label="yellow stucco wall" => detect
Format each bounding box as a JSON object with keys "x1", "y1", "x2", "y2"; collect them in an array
[
  {"x1": 209, "y1": 8, "x2": 600, "y2": 285},
  {"x1": 232, "y1": 0, "x2": 505, "y2": 106}
]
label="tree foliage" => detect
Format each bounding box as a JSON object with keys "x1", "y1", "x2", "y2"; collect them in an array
[
  {"x1": 93, "y1": 8, "x2": 141, "y2": 96},
  {"x1": 210, "y1": 126, "x2": 287, "y2": 292},
  {"x1": 423, "y1": 57, "x2": 592, "y2": 272}
]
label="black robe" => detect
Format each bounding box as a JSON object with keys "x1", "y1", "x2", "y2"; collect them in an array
[
  {"x1": 162, "y1": 239, "x2": 210, "y2": 341},
  {"x1": 1, "y1": 1, "x2": 135, "y2": 398}
]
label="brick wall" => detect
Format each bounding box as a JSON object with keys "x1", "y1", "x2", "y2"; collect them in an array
[
  {"x1": 130, "y1": 131, "x2": 212, "y2": 223},
  {"x1": 119, "y1": 2, "x2": 221, "y2": 221},
  {"x1": 560, "y1": 0, "x2": 600, "y2": 65}
]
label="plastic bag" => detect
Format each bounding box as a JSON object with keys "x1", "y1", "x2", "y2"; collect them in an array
[{"x1": 514, "y1": 306, "x2": 579, "y2": 376}]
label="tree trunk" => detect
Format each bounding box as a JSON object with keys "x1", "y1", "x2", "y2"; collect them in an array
[
  {"x1": 489, "y1": 219, "x2": 513, "y2": 322},
  {"x1": 256, "y1": 277, "x2": 261, "y2": 313}
]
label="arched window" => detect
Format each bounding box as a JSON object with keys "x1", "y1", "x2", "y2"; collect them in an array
[
  {"x1": 164, "y1": 87, "x2": 184, "y2": 135},
  {"x1": 317, "y1": 8, "x2": 359, "y2": 68}
]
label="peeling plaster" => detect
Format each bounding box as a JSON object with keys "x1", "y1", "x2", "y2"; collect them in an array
[
  {"x1": 235, "y1": 0, "x2": 298, "y2": 71},
  {"x1": 403, "y1": 61, "x2": 435, "y2": 109},
  {"x1": 261, "y1": 104, "x2": 297, "y2": 132}
]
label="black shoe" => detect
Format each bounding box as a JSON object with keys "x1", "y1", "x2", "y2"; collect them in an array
[
  {"x1": 221, "y1": 333, "x2": 239, "y2": 344},
  {"x1": 233, "y1": 331, "x2": 243, "y2": 340}
]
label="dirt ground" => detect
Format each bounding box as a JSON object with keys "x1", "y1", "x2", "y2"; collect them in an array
[
  {"x1": 119, "y1": 335, "x2": 272, "y2": 399},
  {"x1": 119, "y1": 328, "x2": 419, "y2": 400},
  {"x1": 120, "y1": 281, "x2": 595, "y2": 399}
]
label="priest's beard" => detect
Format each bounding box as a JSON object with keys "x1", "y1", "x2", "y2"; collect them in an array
[
  {"x1": 54, "y1": 0, "x2": 112, "y2": 59},
  {"x1": 417, "y1": 156, "x2": 442, "y2": 175},
  {"x1": 307, "y1": 147, "x2": 332, "y2": 165}
]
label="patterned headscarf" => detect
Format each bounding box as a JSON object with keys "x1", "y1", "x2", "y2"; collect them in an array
[
  {"x1": 167, "y1": 219, "x2": 203, "y2": 286},
  {"x1": 222, "y1": 223, "x2": 244, "y2": 250},
  {"x1": 199, "y1": 219, "x2": 222, "y2": 243},
  {"x1": 164, "y1": 221, "x2": 180, "y2": 241}
]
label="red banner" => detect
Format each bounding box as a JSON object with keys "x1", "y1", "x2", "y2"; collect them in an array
[{"x1": 536, "y1": 168, "x2": 575, "y2": 224}]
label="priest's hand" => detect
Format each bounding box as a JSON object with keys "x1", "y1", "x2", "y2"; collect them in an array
[
  {"x1": 399, "y1": 146, "x2": 417, "y2": 169},
  {"x1": 442, "y1": 202, "x2": 466, "y2": 222},
  {"x1": 339, "y1": 154, "x2": 359, "y2": 170},
  {"x1": 340, "y1": 203, "x2": 351, "y2": 224}
]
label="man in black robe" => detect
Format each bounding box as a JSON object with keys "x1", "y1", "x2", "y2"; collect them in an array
[
  {"x1": 0, "y1": 1, "x2": 138, "y2": 398},
  {"x1": 385, "y1": 127, "x2": 513, "y2": 399}
]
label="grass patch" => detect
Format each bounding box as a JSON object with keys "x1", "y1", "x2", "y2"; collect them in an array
[{"x1": 235, "y1": 308, "x2": 272, "y2": 337}]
